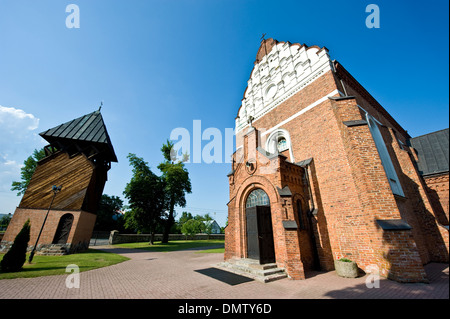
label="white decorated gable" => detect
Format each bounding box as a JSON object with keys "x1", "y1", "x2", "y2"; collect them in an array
[{"x1": 236, "y1": 40, "x2": 333, "y2": 132}]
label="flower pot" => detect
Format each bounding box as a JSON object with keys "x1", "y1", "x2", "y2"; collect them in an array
[{"x1": 334, "y1": 259, "x2": 358, "y2": 278}]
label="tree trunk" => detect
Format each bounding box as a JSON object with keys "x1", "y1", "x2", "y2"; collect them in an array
[
  {"x1": 148, "y1": 223, "x2": 156, "y2": 245},
  {"x1": 162, "y1": 197, "x2": 175, "y2": 243},
  {"x1": 149, "y1": 231, "x2": 155, "y2": 245}
]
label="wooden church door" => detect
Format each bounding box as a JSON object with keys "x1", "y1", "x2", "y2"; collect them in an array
[
  {"x1": 52, "y1": 213, "x2": 74, "y2": 244},
  {"x1": 256, "y1": 205, "x2": 276, "y2": 264},
  {"x1": 245, "y1": 189, "x2": 275, "y2": 264},
  {"x1": 246, "y1": 206, "x2": 260, "y2": 260}
]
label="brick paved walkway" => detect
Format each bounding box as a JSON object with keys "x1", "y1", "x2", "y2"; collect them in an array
[{"x1": 0, "y1": 245, "x2": 448, "y2": 299}]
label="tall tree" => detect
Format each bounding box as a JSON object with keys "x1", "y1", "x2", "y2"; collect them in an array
[
  {"x1": 178, "y1": 212, "x2": 193, "y2": 226},
  {"x1": 0, "y1": 219, "x2": 31, "y2": 272},
  {"x1": 158, "y1": 140, "x2": 192, "y2": 243},
  {"x1": 0, "y1": 214, "x2": 12, "y2": 230},
  {"x1": 123, "y1": 154, "x2": 166, "y2": 244},
  {"x1": 94, "y1": 194, "x2": 124, "y2": 231},
  {"x1": 10, "y1": 148, "x2": 46, "y2": 196}
]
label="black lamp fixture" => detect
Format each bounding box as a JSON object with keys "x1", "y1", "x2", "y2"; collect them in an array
[{"x1": 28, "y1": 185, "x2": 62, "y2": 263}]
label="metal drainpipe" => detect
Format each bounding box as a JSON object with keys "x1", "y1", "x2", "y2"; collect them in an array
[{"x1": 303, "y1": 165, "x2": 315, "y2": 214}]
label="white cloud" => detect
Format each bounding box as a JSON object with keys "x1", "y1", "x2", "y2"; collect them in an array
[
  {"x1": 0, "y1": 105, "x2": 39, "y2": 132},
  {"x1": 0, "y1": 105, "x2": 42, "y2": 207},
  {"x1": 0, "y1": 105, "x2": 42, "y2": 150},
  {"x1": 0, "y1": 155, "x2": 22, "y2": 191}
]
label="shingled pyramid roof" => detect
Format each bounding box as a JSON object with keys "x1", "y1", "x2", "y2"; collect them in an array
[
  {"x1": 410, "y1": 128, "x2": 449, "y2": 176},
  {"x1": 39, "y1": 109, "x2": 118, "y2": 163}
]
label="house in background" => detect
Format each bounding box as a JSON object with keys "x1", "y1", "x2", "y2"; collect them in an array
[{"x1": 205, "y1": 220, "x2": 222, "y2": 234}]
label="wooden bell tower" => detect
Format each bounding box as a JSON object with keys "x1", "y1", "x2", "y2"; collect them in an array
[{"x1": 1, "y1": 109, "x2": 117, "y2": 254}]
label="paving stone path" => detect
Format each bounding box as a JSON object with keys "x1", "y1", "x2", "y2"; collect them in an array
[{"x1": 0, "y1": 245, "x2": 448, "y2": 299}]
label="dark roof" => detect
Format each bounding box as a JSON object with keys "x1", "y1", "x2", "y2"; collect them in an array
[
  {"x1": 277, "y1": 186, "x2": 292, "y2": 197},
  {"x1": 410, "y1": 128, "x2": 449, "y2": 176},
  {"x1": 296, "y1": 158, "x2": 313, "y2": 167},
  {"x1": 376, "y1": 219, "x2": 412, "y2": 231},
  {"x1": 39, "y1": 110, "x2": 117, "y2": 163}
]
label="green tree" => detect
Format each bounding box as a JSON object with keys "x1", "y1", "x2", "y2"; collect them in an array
[
  {"x1": 0, "y1": 219, "x2": 31, "y2": 272},
  {"x1": 158, "y1": 140, "x2": 192, "y2": 243},
  {"x1": 195, "y1": 213, "x2": 213, "y2": 234},
  {"x1": 177, "y1": 211, "x2": 193, "y2": 228},
  {"x1": 202, "y1": 213, "x2": 213, "y2": 222},
  {"x1": 10, "y1": 148, "x2": 46, "y2": 196},
  {"x1": 123, "y1": 154, "x2": 166, "y2": 244},
  {"x1": 94, "y1": 194, "x2": 124, "y2": 231},
  {"x1": 172, "y1": 211, "x2": 194, "y2": 234},
  {"x1": 221, "y1": 216, "x2": 228, "y2": 234},
  {"x1": 0, "y1": 214, "x2": 12, "y2": 231},
  {"x1": 178, "y1": 213, "x2": 215, "y2": 235},
  {"x1": 122, "y1": 208, "x2": 138, "y2": 232},
  {"x1": 181, "y1": 219, "x2": 205, "y2": 239}
]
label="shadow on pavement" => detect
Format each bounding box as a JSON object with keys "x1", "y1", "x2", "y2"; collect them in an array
[{"x1": 195, "y1": 268, "x2": 254, "y2": 286}]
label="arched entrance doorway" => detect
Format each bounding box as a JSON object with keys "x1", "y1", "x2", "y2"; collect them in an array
[
  {"x1": 52, "y1": 213, "x2": 74, "y2": 244},
  {"x1": 245, "y1": 189, "x2": 275, "y2": 264}
]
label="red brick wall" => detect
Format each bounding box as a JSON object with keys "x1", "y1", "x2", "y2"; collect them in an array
[
  {"x1": 1, "y1": 207, "x2": 96, "y2": 252},
  {"x1": 327, "y1": 96, "x2": 428, "y2": 281},
  {"x1": 227, "y1": 128, "x2": 310, "y2": 279},
  {"x1": 423, "y1": 174, "x2": 450, "y2": 257},
  {"x1": 336, "y1": 66, "x2": 448, "y2": 264},
  {"x1": 424, "y1": 174, "x2": 449, "y2": 225},
  {"x1": 227, "y1": 65, "x2": 443, "y2": 282}
]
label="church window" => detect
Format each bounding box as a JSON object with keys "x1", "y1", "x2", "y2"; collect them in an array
[
  {"x1": 246, "y1": 189, "x2": 270, "y2": 208},
  {"x1": 266, "y1": 129, "x2": 291, "y2": 155},
  {"x1": 277, "y1": 137, "x2": 287, "y2": 152},
  {"x1": 366, "y1": 114, "x2": 404, "y2": 196}
]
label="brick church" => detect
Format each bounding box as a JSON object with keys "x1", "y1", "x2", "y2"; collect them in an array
[{"x1": 224, "y1": 38, "x2": 449, "y2": 283}]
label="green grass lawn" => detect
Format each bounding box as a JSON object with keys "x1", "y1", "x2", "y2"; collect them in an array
[
  {"x1": 115, "y1": 239, "x2": 225, "y2": 253},
  {"x1": 0, "y1": 249, "x2": 129, "y2": 280},
  {"x1": 0, "y1": 240, "x2": 224, "y2": 280},
  {"x1": 195, "y1": 247, "x2": 225, "y2": 254}
]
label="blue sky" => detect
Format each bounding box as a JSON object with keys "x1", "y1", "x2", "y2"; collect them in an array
[{"x1": 0, "y1": 0, "x2": 448, "y2": 227}]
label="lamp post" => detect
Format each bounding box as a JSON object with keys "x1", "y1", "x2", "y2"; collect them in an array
[{"x1": 28, "y1": 185, "x2": 62, "y2": 263}]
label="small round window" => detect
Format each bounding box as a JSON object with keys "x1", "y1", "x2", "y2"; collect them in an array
[{"x1": 265, "y1": 84, "x2": 277, "y2": 99}]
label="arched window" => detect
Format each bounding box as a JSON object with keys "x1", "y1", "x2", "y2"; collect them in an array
[
  {"x1": 366, "y1": 113, "x2": 404, "y2": 196},
  {"x1": 265, "y1": 129, "x2": 294, "y2": 161},
  {"x1": 246, "y1": 189, "x2": 270, "y2": 208}
]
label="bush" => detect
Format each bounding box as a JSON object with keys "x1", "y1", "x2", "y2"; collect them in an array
[
  {"x1": 338, "y1": 258, "x2": 353, "y2": 263},
  {"x1": 1, "y1": 219, "x2": 31, "y2": 272},
  {"x1": 181, "y1": 219, "x2": 205, "y2": 238}
]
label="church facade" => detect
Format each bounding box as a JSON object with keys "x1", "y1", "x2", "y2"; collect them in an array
[{"x1": 224, "y1": 38, "x2": 449, "y2": 283}]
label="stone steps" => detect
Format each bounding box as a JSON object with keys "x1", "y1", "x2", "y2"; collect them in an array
[
  {"x1": 217, "y1": 258, "x2": 287, "y2": 283},
  {"x1": 36, "y1": 245, "x2": 68, "y2": 256}
]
